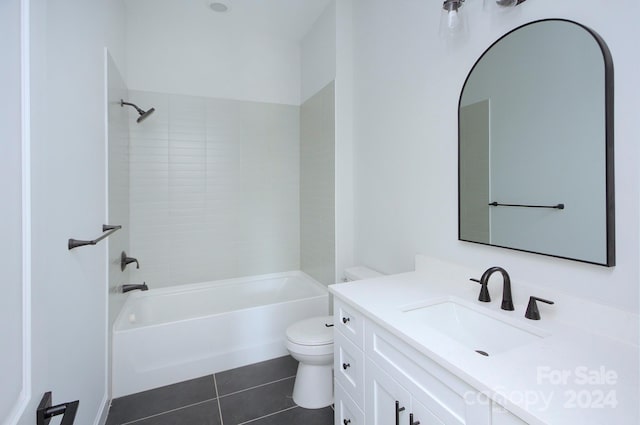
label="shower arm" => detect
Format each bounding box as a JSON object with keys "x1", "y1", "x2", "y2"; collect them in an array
[{"x1": 120, "y1": 100, "x2": 145, "y2": 115}]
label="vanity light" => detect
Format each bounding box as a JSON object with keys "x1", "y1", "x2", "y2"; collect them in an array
[
  {"x1": 439, "y1": 0, "x2": 527, "y2": 36},
  {"x1": 439, "y1": 0, "x2": 467, "y2": 37}
]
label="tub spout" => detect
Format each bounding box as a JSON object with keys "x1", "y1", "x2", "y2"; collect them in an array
[
  {"x1": 121, "y1": 251, "x2": 140, "y2": 271},
  {"x1": 122, "y1": 282, "x2": 148, "y2": 293}
]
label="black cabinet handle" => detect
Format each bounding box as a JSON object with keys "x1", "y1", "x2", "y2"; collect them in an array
[
  {"x1": 343, "y1": 420, "x2": 351, "y2": 425},
  {"x1": 409, "y1": 413, "x2": 421, "y2": 425},
  {"x1": 342, "y1": 362, "x2": 351, "y2": 370},
  {"x1": 395, "y1": 400, "x2": 406, "y2": 425},
  {"x1": 342, "y1": 316, "x2": 350, "y2": 324}
]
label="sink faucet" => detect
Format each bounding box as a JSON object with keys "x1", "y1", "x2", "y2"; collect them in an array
[
  {"x1": 122, "y1": 282, "x2": 148, "y2": 293},
  {"x1": 471, "y1": 266, "x2": 514, "y2": 311}
]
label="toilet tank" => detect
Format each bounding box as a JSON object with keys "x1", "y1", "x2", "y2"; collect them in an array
[{"x1": 344, "y1": 266, "x2": 383, "y2": 281}]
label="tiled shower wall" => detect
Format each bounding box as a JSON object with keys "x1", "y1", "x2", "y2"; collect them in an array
[
  {"x1": 127, "y1": 90, "x2": 300, "y2": 288},
  {"x1": 300, "y1": 82, "x2": 335, "y2": 285}
]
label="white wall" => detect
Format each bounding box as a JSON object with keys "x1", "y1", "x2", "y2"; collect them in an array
[
  {"x1": 106, "y1": 51, "x2": 130, "y2": 398},
  {"x1": 301, "y1": 1, "x2": 336, "y2": 104},
  {"x1": 0, "y1": 0, "x2": 25, "y2": 421},
  {"x1": 335, "y1": 0, "x2": 356, "y2": 283},
  {"x1": 300, "y1": 0, "x2": 357, "y2": 284},
  {"x1": 351, "y1": 0, "x2": 639, "y2": 313},
  {"x1": 299, "y1": 1, "x2": 339, "y2": 286},
  {"x1": 19, "y1": 0, "x2": 127, "y2": 423},
  {"x1": 125, "y1": 0, "x2": 301, "y2": 105},
  {"x1": 127, "y1": 90, "x2": 300, "y2": 288}
]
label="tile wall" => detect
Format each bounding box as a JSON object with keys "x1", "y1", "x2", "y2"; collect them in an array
[
  {"x1": 127, "y1": 91, "x2": 300, "y2": 288},
  {"x1": 300, "y1": 82, "x2": 336, "y2": 285}
]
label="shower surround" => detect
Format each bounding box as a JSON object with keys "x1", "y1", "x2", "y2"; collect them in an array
[{"x1": 127, "y1": 90, "x2": 301, "y2": 288}]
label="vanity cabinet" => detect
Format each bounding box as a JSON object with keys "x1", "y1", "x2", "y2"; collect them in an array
[
  {"x1": 334, "y1": 298, "x2": 528, "y2": 425},
  {"x1": 366, "y1": 360, "x2": 445, "y2": 425}
]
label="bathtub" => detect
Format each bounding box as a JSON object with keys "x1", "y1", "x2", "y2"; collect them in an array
[{"x1": 112, "y1": 271, "x2": 328, "y2": 397}]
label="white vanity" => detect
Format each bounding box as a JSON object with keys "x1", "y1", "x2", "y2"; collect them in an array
[{"x1": 329, "y1": 256, "x2": 639, "y2": 425}]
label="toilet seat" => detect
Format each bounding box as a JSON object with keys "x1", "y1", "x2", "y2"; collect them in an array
[
  {"x1": 286, "y1": 340, "x2": 333, "y2": 356},
  {"x1": 286, "y1": 315, "x2": 334, "y2": 346}
]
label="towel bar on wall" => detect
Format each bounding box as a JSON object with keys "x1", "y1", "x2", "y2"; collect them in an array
[
  {"x1": 68, "y1": 224, "x2": 122, "y2": 250},
  {"x1": 37, "y1": 392, "x2": 79, "y2": 425},
  {"x1": 488, "y1": 202, "x2": 565, "y2": 210}
]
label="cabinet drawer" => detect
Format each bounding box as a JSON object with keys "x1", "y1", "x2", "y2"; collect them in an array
[
  {"x1": 334, "y1": 298, "x2": 365, "y2": 349},
  {"x1": 335, "y1": 327, "x2": 365, "y2": 408},
  {"x1": 335, "y1": 381, "x2": 365, "y2": 425},
  {"x1": 366, "y1": 322, "x2": 473, "y2": 425}
]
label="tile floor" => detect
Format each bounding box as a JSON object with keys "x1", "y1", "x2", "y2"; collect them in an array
[{"x1": 105, "y1": 356, "x2": 334, "y2": 425}]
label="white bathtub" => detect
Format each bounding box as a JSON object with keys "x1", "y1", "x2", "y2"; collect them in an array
[{"x1": 112, "y1": 271, "x2": 328, "y2": 397}]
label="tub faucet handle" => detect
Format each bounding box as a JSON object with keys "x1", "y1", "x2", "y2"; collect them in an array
[{"x1": 121, "y1": 251, "x2": 140, "y2": 271}]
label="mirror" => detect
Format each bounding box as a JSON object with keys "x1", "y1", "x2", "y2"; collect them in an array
[{"x1": 458, "y1": 19, "x2": 614, "y2": 266}]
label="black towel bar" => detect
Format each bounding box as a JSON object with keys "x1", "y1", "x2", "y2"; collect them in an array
[
  {"x1": 488, "y1": 202, "x2": 564, "y2": 210},
  {"x1": 68, "y1": 224, "x2": 122, "y2": 250},
  {"x1": 37, "y1": 392, "x2": 79, "y2": 425}
]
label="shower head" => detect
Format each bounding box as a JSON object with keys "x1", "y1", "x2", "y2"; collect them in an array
[
  {"x1": 121, "y1": 99, "x2": 155, "y2": 123},
  {"x1": 136, "y1": 107, "x2": 155, "y2": 123}
]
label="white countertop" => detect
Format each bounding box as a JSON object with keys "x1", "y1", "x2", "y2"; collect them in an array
[{"x1": 329, "y1": 256, "x2": 639, "y2": 425}]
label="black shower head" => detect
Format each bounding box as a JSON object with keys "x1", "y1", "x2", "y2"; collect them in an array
[
  {"x1": 121, "y1": 99, "x2": 155, "y2": 123},
  {"x1": 136, "y1": 107, "x2": 155, "y2": 123}
]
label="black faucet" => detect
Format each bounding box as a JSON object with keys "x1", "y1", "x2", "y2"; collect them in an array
[
  {"x1": 121, "y1": 251, "x2": 140, "y2": 271},
  {"x1": 470, "y1": 266, "x2": 514, "y2": 311},
  {"x1": 525, "y1": 296, "x2": 554, "y2": 320},
  {"x1": 122, "y1": 282, "x2": 148, "y2": 293}
]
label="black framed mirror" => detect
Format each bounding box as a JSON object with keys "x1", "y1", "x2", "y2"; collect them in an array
[{"x1": 458, "y1": 19, "x2": 615, "y2": 266}]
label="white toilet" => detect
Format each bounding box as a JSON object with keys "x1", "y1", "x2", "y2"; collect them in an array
[{"x1": 285, "y1": 266, "x2": 382, "y2": 409}]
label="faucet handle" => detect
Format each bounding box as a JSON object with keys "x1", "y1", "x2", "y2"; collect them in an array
[
  {"x1": 121, "y1": 251, "x2": 140, "y2": 271},
  {"x1": 525, "y1": 296, "x2": 554, "y2": 320},
  {"x1": 469, "y1": 278, "x2": 491, "y2": 302}
]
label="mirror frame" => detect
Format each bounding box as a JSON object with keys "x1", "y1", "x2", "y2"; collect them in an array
[{"x1": 458, "y1": 19, "x2": 615, "y2": 266}]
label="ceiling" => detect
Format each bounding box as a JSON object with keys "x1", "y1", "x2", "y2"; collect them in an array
[{"x1": 124, "y1": 0, "x2": 333, "y2": 41}]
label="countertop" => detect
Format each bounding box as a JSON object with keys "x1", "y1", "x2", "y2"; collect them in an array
[{"x1": 328, "y1": 256, "x2": 639, "y2": 425}]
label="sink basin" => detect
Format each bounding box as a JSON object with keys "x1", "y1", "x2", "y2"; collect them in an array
[{"x1": 402, "y1": 299, "x2": 546, "y2": 355}]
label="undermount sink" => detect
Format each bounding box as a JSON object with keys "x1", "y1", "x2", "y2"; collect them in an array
[{"x1": 402, "y1": 298, "x2": 547, "y2": 356}]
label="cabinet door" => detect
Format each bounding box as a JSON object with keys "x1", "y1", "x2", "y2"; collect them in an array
[
  {"x1": 335, "y1": 381, "x2": 365, "y2": 425},
  {"x1": 411, "y1": 397, "x2": 445, "y2": 425},
  {"x1": 365, "y1": 358, "x2": 411, "y2": 425}
]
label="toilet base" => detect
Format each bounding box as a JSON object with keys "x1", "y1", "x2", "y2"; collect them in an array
[{"x1": 292, "y1": 362, "x2": 333, "y2": 409}]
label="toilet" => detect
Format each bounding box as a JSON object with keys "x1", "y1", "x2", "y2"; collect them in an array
[{"x1": 285, "y1": 266, "x2": 382, "y2": 409}]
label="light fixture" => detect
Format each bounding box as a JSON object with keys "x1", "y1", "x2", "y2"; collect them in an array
[
  {"x1": 439, "y1": 0, "x2": 527, "y2": 38},
  {"x1": 439, "y1": 0, "x2": 467, "y2": 37},
  {"x1": 484, "y1": 0, "x2": 520, "y2": 11},
  {"x1": 208, "y1": 1, "x2": 230, "y2": 13}
]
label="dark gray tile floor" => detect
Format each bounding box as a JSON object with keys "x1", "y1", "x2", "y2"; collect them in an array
[{"x1": 106, "y1": 356, "x2": 334, "y2": 425}]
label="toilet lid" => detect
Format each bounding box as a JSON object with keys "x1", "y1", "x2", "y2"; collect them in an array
[{"x1": 286, "y1": 315, "x2": 334, "y2": 346}]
